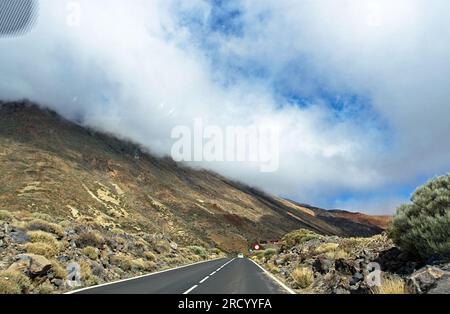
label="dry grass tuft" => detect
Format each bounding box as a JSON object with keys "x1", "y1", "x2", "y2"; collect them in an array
[
  {"x1": 82, "y1": 246, "x2": 99, "y2": 260},
  {"x1": 371, "y1": 278, "x2": 409, "y2": 294},
  {"x1": 110, "y1": 254, "x2": 156, "y2": 272},
  {"x1": 291, "y1": 267, "x2": 314, "y2": 289},
  {"x1": 50, "y1": 260, "x2": 67, "y2": 279},
  {"x1": 0, "y1": 209, "x2": 14, "y2": 222},
  {"x1": 27, "y1": 219, "x2": 65, "y2": 237},
  {"x1": 30, "y1": 212, "x2": 55, "y2": 223},
  {"x1": 34, "y1": 281, "x2": 56, "y2": 294},
  {"x1": 315, "y1": 243, "x2": 339, "y2": 254},
  {"x1": 27, "y1": 230, "x2": 59, "y2": 246},
  {"x1": 0, "y1": 270, "x2": 31, "y2": 294},
  {"x1": 143, "y1": 251, "x2": 156, "y2": 261},
  {"x1": 24, "y1": 242, "x2": 59, "y2": 258},
  {"x1": 76, "y1": 231, "x2": 105, "y2": 248}
]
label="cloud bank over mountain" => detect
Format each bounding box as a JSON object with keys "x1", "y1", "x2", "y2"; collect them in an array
[{"x1": 0, "y1": 0, "x2": 449, "y2": 213}]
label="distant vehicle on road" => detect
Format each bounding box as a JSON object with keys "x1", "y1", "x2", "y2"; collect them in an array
[{"x1": 237, "y1": 253, "x2": 244, "y2": 258}]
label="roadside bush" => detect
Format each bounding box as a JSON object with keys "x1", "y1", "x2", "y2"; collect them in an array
[
  {"x1": 187, "y1": 246, "x2": 208, "y2": 259},
  {"x1": 388, "y1": 174, "x2": 450, "y2": 260},
  {"x1": 291, "y1": 267, "x2": 314, "y2": 289},
  {"x1": 282, "y1": 229, "x2": 320, "y2": 248},
  {"x1": 110, "y1": 254, "x2": 155, "y2": 272},
  {"x1": 266, "y1": 263, "x2": 280, "y2": 274},
  {"x1": 253, "y1": 250, "x2": 265, "y2": 260},
  {"x1": 263, "y1": 248, "x2": 277, "y2": 259},
  {"x1": 27, "y1": 219, "x2": 64, "y2": 238}
]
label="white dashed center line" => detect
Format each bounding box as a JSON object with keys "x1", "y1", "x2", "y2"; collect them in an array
[
  {"x1": 182, "y1": 258, "x2": 236, "y2": 294},
  {"x1": 199, "y1": 276, "x2": 209, "y2": 284},
  {"x1": 182, "y1": 285, "x2": 198, "y2": 294}
]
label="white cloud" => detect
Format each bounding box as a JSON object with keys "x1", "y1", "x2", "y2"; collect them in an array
[{"x1": 0, "y1": 0, "x2": 449, "y2": 214}]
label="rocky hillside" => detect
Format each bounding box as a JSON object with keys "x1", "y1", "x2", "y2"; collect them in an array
[
  {"x1": 252, "y1": 229, "x2": 449, "y2": 294},
  {"x1": 0, "y1": 100, "x2": 389, "y2": 293}
]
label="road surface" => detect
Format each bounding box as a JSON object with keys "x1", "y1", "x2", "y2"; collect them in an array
[{"x1": 71, "y1": 258, "x2": 293, "y2": 294}]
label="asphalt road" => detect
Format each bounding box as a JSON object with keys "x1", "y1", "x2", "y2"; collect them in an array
[{"x1": 71, "y1": 258, "x2": 292, "y2": 294}]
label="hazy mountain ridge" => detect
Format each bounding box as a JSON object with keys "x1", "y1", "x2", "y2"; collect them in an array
[{"x1": 0, "y1": 100, "x2": 387, "y2": 253}]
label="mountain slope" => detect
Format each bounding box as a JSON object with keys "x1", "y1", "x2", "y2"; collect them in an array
[{"x1": 0, "y1": 101, "x2": 387, "y2": 254}]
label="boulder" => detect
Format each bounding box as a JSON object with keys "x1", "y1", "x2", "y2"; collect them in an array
[
  {"x1": 10, "y1": 254, "x2": 52, "y2": 277},
  {"x1": 427, "y1": 275, "x2": 450, "y2": 294},
  {"x1": 169, "y1": 242, "x2": 178, "y2": 251},
  {"x1": 51, "y1": 278, "x2": 65, "y2": 288},
  {"x1": 275, "y1": 258, "x2": 285, "y2": 266},
  {"x1": 10, "y1": 229, "x2": 28, "y2": 244},
  {"x1": 407, "y1": 266, "x2": 449, "y2": 294},
  {"x1": 349, "y1": 272, "x2": 364, "y2": 286},
  {"x1": 335, "y1": 259, "x2": 356, "y2": 275},
  {"x1": 313, "y1": 257, "x2": 334, "y2": 274},
  {"x1": 91, "y1": 261, "x2": 105, "y2": 277}
]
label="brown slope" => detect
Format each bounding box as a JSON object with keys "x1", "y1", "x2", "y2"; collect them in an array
[{"x1": 0, "y1": 101, "x2": 384, "y2": 253}]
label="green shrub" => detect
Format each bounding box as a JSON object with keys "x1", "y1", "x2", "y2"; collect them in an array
[
  {"x1": 263, "y1": 248, "x2": 277, "y2": 258},
  {"x1": 187, "y1": 246, "x2": 208, "y2": 259},
  {"x1": 388, "y1": 174, "x2": 450, "y2": 260},
  {"x1": 282, "y1": 229, "x2": 320, "y2": 248},
  {"x1": 253, "y1": 250, "x2": 265, "y2": 259}
]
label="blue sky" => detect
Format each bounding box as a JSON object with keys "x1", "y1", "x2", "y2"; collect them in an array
[{"x1": 1, "y1": 0, "x2": 449, "y2": 214}]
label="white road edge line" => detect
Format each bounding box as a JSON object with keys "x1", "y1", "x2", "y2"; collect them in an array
[
  {"x1": 199, "y1": 276, "x2": 209, "y2": 284},
  {"x1": 65, "y1": 257, "x2": 227, "y2": 294},
  {"x1": 183, "y1": 285, "x2": 198, "y2": 294},
  {"x1": 249, "y1": 259, "x2": 296, "y2": 294}
]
